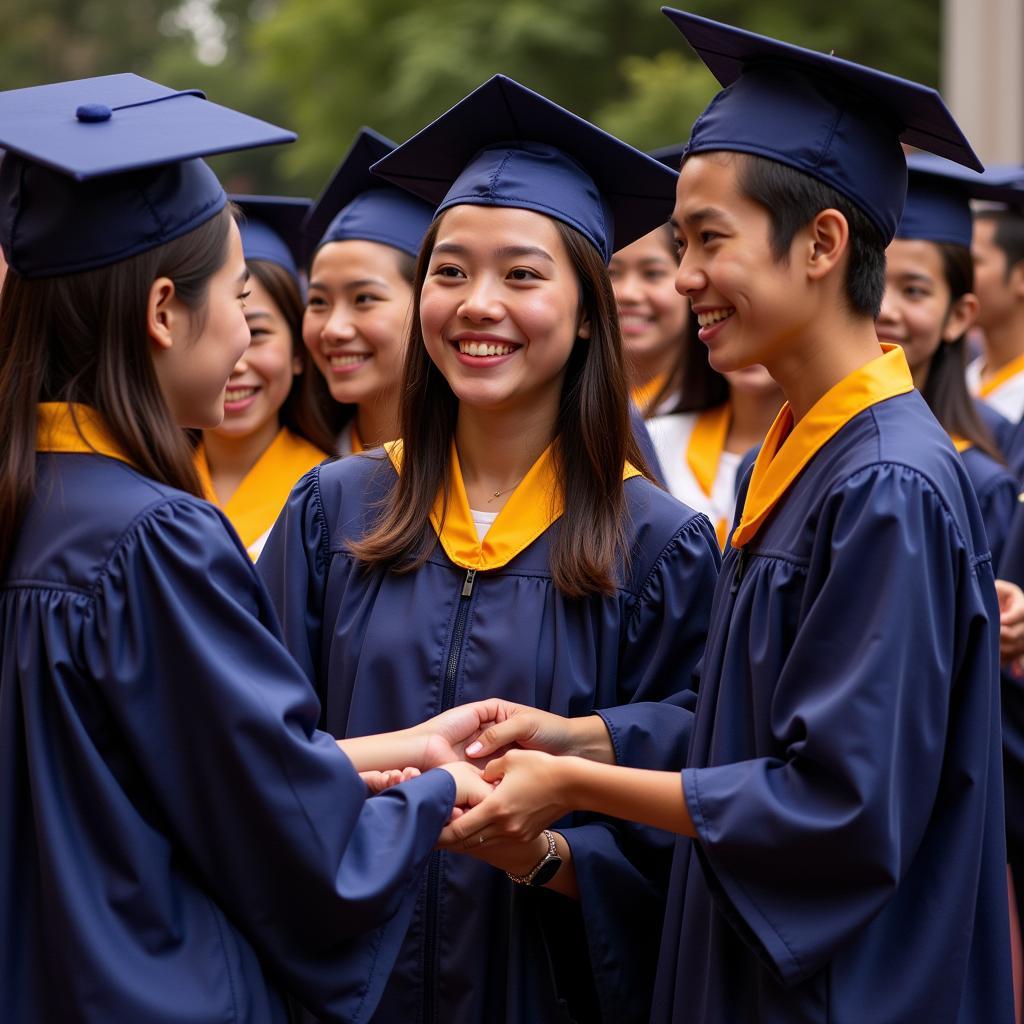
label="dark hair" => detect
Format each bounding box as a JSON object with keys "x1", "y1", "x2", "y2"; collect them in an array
[
  {"x1": 0, "y1": 207, "x2": 234, "y2": 571},
  {"x1": 307, "y1": 241, "x2": 418, "y2": 437},
  {"x1": 731, "y1": 153, "x2": 887, "y2": 319},
  {"x1": 246, "y1": 258, "x2": 339, "y2": 453},
  {"x1": 919, "y1": 242, "x2": 1003, "y2": 463},
  {"x1": 350, "y1": 216, "x2": 652, "y2": 597},
  {"x1": 975, "y1": 208, "x2": 1024, "y2": 281}
]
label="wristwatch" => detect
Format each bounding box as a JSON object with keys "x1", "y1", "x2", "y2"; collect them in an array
[{"x1": 505, "y1": 830, "x2": 563, "y2": 887}]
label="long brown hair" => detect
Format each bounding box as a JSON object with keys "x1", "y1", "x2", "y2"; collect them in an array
[
  {"x1": 920, "y1": 242, "x2": 1004, "y2": 464},
  {"x1": 246, "y1": 258, "x2": 339, "y2": 453},
  {"x1": 670, "y1": 314, "x2": 730, "y2": 414},
  {"x1": 0, "y1": 207, "x2": 233, "y2": 571},
  {"x1": 350, "y1": 215, "x2": 652, "y2": 598}
]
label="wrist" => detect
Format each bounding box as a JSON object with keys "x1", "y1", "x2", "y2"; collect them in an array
[{"x1": 569, "y1": 715, "x2": 615, "y2": 764}]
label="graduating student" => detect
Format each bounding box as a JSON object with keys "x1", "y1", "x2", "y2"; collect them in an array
[
  {"x1": 645, "y1": 316, "x2": 782, "y2": 548},
  {"x1": 610, "y1": 222, "x2": 689, "y2": 416},
  {"x1": 0, "y1": 75, "x2": 492, "y2": 1024},
  {"x1": 195, "y1": 195, "x2": 336, "y2": 559},
  {"x1": 877, "y1": 155, "x2": 1019, "y2": 564},
  {"x1": 258, "y1": 76, "x2": 721, "y2": 1024},
  {"x1": 439, "y1": 12, "x2": 1015, "y2": 1023},
  {"x1": 968, "y1": 183, "x2": 1024, "y2": 427},
  {"x1": 301, "y1": 128, "x2": 435, "y2": 456}
]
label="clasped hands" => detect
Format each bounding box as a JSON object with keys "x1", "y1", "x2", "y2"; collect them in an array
[{"x1": 339, "y1": 699, "x2": 612, "y2": 886}]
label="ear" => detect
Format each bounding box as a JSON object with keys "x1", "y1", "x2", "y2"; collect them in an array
[
  {"x1": 803, "y1": 208, "x2": 850, "y2": 284},
  {"x1": 147, "y1": 276, "x2": 180, "y2": 351},
  {"x1": 577, "y1": 310, "x2": 592, "y2": 340},
  {"x1": 942, "y1": 291, "x2": 979, "y2": 342}
]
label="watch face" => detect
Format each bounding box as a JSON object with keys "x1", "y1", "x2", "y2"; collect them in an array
[{"x1": 531, "y1": 856, "x2": 563, "y2": 887}]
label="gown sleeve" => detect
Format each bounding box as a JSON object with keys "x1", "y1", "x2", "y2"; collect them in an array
[
  {"x1": 554, "y1": 512, "x2": 720, "y2": 1023},
  {"x1": 680, "y1": 463, "x2": 998, "y2": 986},
  {"x1": 84, "y1": 496, "x2": 454, "y2": 1022},
  {"x1": 255, "y1": 466, "x2": 329, "y2": 692},
  {"x1": 974, "y1": 460, "x2": 1017, "y2": 568}
]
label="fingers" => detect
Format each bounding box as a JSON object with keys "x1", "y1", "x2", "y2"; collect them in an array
[{"x1": 465, "y1": 718, "x2": 537, "y2": 758}]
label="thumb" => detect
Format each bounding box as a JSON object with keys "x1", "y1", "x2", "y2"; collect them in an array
[
  {"x1": 482, "y1": 754, "x2": 510, "y2": 785},
  {"x1": 465, "y1": 718, "x2": 534, "y2": 759}
]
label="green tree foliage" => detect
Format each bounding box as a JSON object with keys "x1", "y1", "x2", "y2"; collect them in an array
[{"x1": 0, "y1": 0, "x2": 940, "y2": 195}]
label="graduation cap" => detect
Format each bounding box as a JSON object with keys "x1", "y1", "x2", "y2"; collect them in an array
[
  {"x1": 896, "y1": 156, "x2": 1024, "y2": 248},
  {"x1": 230, "y1": 195, "x2": 312, "y2": 282},
  {"x1": 370, "y1": 75, "x2": 679, "y2": 264},
  {"x1": 649, "y1": 142, "x2": 686, "y2": 171},
  {"x1": 0, "y1": 74, "x2": 296, "y2": 279},
  {"x1": 661, "y1": 8, "x2": 982, "y2": 243},
  {"x1": 304, "y1": 127, "x2": 434, "y2": 259}
]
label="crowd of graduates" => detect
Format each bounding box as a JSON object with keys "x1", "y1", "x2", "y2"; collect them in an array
[{"x1": 4, "y1": 7, "x2": 1024, "y2": 1023}]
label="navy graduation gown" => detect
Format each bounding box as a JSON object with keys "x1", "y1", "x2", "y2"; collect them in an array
[
  {"x1": 611, "y1": 391, "x2": 1013, "y2": 1023},
  {"x1": 257, "y1": 452, "x2": 720, "y2": 1024},
  {"x1": 961, "y1": 444, "x2": 1016, "y2": 567},
  {"x1": 0, "y1": 451, "x2": 456, "y2": 1024}
]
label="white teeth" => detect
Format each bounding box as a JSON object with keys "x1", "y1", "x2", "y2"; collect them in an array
[
  {"x1": 329, "y1": 353, "x2": 371, "y2": 367},
  {"x1": 225, "y1": 387, "x2": 257, "y2": 401},
  {"x1": 458, "y1": 340, "x2": 516, "y2": 357},
  {"x1": 696, "y1": 308, "x2": 735, "y2": 328},
  {"x1": 619, "y1": 314, "x2": 652, "y2": 328}
]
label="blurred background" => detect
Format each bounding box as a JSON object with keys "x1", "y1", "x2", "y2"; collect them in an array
[{"x1": 1, "y1": 0, "x2": 1018, "y2": 196}]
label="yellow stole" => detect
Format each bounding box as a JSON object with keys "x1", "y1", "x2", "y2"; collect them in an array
[
  {"x1": 686, "y1": 403, "x2": 732, "y2": 549},
  {"x1": 630, "y1": 372, "x2": 668, "y2": 414},
  {"x1": 950, "y1": 435, "x2": 972, "y2": 453},
  {"x1": 196, "y1": 428, "x2": 329, "y2": 555},
  {"x1": 732, "y1": 345, "x2": 914, "y2": 549},
  {"x1": 977, "y1": 352, "x2": 1024, "y2": 400},
  {"x1": 386, "y1": 440, "x2": 641, "y2": 571},
  {"x1": 36, "y1": 403, "x2": 136, "y2": 467}
]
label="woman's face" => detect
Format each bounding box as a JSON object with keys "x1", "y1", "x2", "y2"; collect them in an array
[
  {"x1": 609, "y1": 227, "x2": 686, "y2": 373},
  {"x1": 152, "y1": 219, "x2": 252, "y2": 428},
  {"x1": 876, "y1": 239, "x2": 965, "y2": 379},
  {"x1": 302, "y1": 239, "x2": 414, "y2": 407},
  {"x1": 209, "y1": 272, "x2": 301, "y2": 440},
  {"x1": 418, "y1": 204, "x2": 589, "y2": 413}
]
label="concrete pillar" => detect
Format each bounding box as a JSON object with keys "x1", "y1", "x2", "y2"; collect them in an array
[{"x1": 942, "y1": 0, "x2": 1024, "y2": 165}]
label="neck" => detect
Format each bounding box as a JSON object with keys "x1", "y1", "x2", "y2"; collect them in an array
[
  {"x1": 355, "y1": 391, "x2": 400, "y2": 449},
  {"x1": 981, "y1": 311, "x2": 1024, "y2": 374},
  {"x1": 202, "y1": 416, "x2": 281, "y2": 504},
  {"x1": 726, "y1": 386, "x2": 784, "y2": 454},
  {"x1": 455, "y1": 399, "x2": 558, "y2": 511},
  {"x1": 766, "y1": 316, "x2": 883, "y2": 423}
]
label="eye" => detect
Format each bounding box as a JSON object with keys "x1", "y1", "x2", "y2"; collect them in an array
[
  {"x1": 248, "y1": 328, "x2": 270, "y2": 342},
  {"x1": 699, "y1": 231, "x2": 720, "y2": 245},
  {"x1": 432, "y1": 264, "x2": 465, "y2": 279},
  {"x1": 903, "y1": 286, "x2": 930, "y2": 300},
  {"x1": 673, "y1": 238, "x2": 685, "y2": 257},
  {"x1": 306, "y1": 296, "x2": 327, "y2": 310},
  {"x1": 644, "y1": 270, "x2": 670, "y2": 283},
  {"x1": 239, "y1": 289, "x2": 251, "y2": 303},
  {"x1": 508, "y1": 268, "x2": 540, "y2": 282},
  {"x1": 354, "y1": 292, "x2": 382, "y2": 306}
]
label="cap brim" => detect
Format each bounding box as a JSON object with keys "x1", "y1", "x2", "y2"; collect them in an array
[
  {"x1": 0, "y1": 73, "x2": 295, "y2": 181},
  {"x1": 906, "y1": 154, "x2": 1024, "y2": 204},
  {"x1": 230, "y1": 195, "x2": 312, "y2": 266},
  {"x1": 662, "y1": 8, "x2": 982, "y2": 171}
]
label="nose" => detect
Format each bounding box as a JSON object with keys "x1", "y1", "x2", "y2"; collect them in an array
[
  {"x1": 457, "y1": 275, "x2": 504, "y2": 322},
  {"x1": 615, "y1": 271, "x2": 643, "y2": 306},
  {"x1": 675, "y1": 248, "x2": 706, "y2": 299},
  {"x1": 320, "y1": 303, "x2": 356, "y2": 344}
]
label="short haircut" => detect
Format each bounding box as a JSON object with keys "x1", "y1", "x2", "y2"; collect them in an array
[
  {"x1": 975, "y1": 208, "x2": 1024, "y2": 281},
  {"x1": 733, "y1": 153, "x2": 887, "y2": 318}
]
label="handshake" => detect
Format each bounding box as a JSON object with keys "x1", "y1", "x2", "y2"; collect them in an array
[{"x1": 339, "y1": 700, "x2": 618, "y2": 883}]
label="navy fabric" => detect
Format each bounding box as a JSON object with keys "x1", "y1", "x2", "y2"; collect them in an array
[
  {"x1": 961, "y1": 445, "x2": 1017, "y2": 567},
  {"x1": 663, "y1": 9, "x2": 982, "y2": 243},
  {"x1": 898, "y1": 156, "x2": 1024, "y2": 248},
  {"x1": 233, "y1": 194, "x2": 312, "y2": 282},
  {"x1": 370, "y1": 76, "x2": 678, "y2": 263},
  {"x1": 305, "y1": 128, "x2": 434, "y2": 259},
  {"x1": 639, "y1": 390, "x2": 1012, "y2": 1022},
  {"x1": 631, "y1": 403, "x2": 666, "y2": 486},
  {"x1": 257, "y1": 454, "x2": 720, "y2": 1024},
  {"x1": 0, "y1": 450, "x2": 456, "y2": 1023},
  {"x1": 0, "y1": 74, "x2": 294, "y2": 278}
]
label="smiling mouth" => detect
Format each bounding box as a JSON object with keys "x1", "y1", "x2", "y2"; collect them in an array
[
  {"x1": 455, "y1": 339, "x2": 520, "y2": 357},
  {"x1": 618, "y1": 313, "x2": 654, "y2": 330},
  {"x1": 695, "y1": 308, "x2": 735, "y2": 328},
  {"x1": 225, "y1": 386, "x2": 259, "y2": 402},
  {"x1": 328, "y1": 353, "x2": 371, "y2": 368}
]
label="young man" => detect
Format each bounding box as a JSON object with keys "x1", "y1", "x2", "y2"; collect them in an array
[{"x1": 441, "y1": 10, "x2": 1015, "y2": 1023}]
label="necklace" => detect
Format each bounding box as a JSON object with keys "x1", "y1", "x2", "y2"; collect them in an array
[{"x1": 486, "y1": 475, "x2": 526, "y2": 502}]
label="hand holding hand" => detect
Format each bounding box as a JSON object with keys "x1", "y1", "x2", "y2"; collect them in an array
[
  {"x1": 360, "y1": 767, "x2": 421, "y2": 793},
  {"x1": 997, "y1": 579, "x2": 1024, "y2": 665}
]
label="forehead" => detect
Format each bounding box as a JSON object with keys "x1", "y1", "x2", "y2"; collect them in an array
[
  {"x1": 672, "y1": 153, "x2": 748, "y2": 222},
  {"x1": 885, "y1": 237, "x2": 944, "y2": 277},
  {"x1": 610, "y1": 226, "x2": 674, "y2": 264},
  {"x1": 310, "y1": 238, "x2": 403, "y2": 281},
  {"x1": 971, "y1": 216, "x2": 1000, "y2": 249},
  {"x1": 434, "y1": 204, "x2": 566, "y2": 253}
]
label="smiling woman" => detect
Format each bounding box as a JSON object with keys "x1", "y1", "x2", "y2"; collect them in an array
[{"x1": 257, "y1": 75, "x2": 721, "y2": 1024}]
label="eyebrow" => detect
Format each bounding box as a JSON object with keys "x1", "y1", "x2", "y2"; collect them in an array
[
  {"x1": 895, "y1": 271, "x2": 934, "y2": 284},
  {"x1": 670, "y1": 207, "x2": 728, "y2": 228},
  {"x1": 432, "y1": 242, "x2": 554, "y2": 263},
  {"x1": 307, "y1": 277, "x2": 390, "y2": 291},
  {"x1": 244, "y1": 309, "x2": 273, "y2": 321}
]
